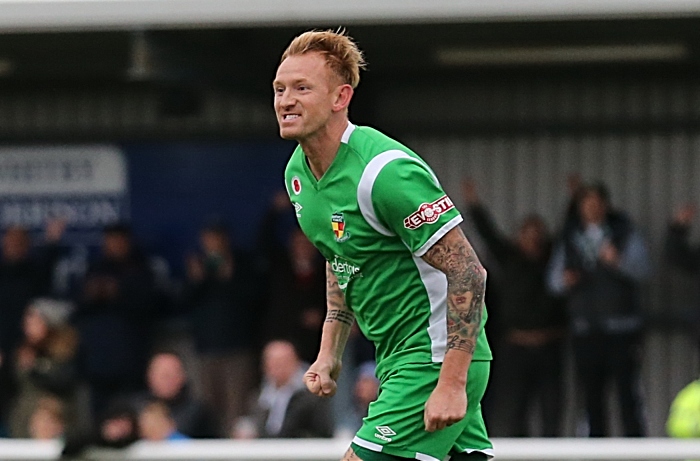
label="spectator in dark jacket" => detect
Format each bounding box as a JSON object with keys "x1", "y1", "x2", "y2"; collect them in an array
[
  {"x1": 183, "y1": 223, "x2": 257, "y2": 436},
  {"x1": 666, "y1": 204, "x2": 700, "y2": 333},
  {"x1": 667, "y1": 204, "x2": 700, "y2": 273},
  {"x1": 73, "y1": 223, "x2": 158, "y2": 418},
  {"x1": 548, "y1": 183, "x2": 651, "y2": 437},
  {"x1": 240, "y1": 340, "x2": 333, "y2": 439},
  {"x1": 0, "y1": 221, "x2": 66, "y2": 432},
  {"x1": 129, "y1": 351, "x2": 217, "y2": 439},
  {"x1": 61, "y1": 398, "x2": 140, "y2": 458},
  {"x1": 463, "y1": 180, "x2": 566, "y2": 437},
  {"x1": 258, "y1": 195, "x2": 325, "y2": 363}
]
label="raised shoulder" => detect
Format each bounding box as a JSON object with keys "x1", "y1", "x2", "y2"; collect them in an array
[{"x1": 345, "y1": 125, "x2": 416, "y2": 165}]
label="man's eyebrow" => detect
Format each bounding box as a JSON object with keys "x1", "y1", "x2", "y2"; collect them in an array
[{"x1": 273, "y1": 77, "x2": 309, "y2": 86}]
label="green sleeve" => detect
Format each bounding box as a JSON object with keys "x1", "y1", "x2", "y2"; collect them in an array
[{"x1": 372, "y1": 157, "x2": 462, "y2": 256}]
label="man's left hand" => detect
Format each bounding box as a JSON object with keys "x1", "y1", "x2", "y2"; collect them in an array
[{"x1": 424, "y1": 382, "x2": 467, "y2": 432}]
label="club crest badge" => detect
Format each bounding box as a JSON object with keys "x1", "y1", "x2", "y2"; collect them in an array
[{"x1": 331, "y1": 212, "x2": 350, "y2": 242}]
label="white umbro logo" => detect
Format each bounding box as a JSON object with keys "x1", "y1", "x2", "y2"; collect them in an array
[
  {"x1": 294, "y1": 202, "x2": 302, "y2": 218},
  {"x1": 376, "y1": 426, "x2": 396, "y2": 436},
  {"x1": 374, "y1": 426, "x2": 396, "y2": 442}
]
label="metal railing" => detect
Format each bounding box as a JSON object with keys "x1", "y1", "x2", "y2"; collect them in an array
[{"x1": 2, "y1": 438, "x2": 700, "y2": 461}]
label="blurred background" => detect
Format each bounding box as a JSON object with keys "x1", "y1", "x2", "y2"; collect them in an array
[{"x1": 1, "y1": 0, "x2": 700, "y2": 457}]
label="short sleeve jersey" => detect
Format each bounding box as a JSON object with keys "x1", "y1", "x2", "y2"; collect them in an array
[{"x1": 285, "y1": 123, "x2": 491, "y2": 380}]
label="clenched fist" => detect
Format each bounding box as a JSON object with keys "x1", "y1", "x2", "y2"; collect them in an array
[
  {"x1": 424, "y1": 382, "x2": 467, "y2": 432},
  {"x1": 304, "y1": 357, "x2": 342, "y2": 397}
]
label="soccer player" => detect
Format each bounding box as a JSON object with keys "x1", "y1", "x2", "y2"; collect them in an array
[{"x1": 273, "y1": 30, "x2": 493, "y2": 461}]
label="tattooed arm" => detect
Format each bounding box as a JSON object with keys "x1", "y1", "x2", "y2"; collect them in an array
[
  {"x1": 303, "y1": 262, "x2": 355, "y2": 398},
  {"x1": 421, "y1": 226, "x2": 487, "y2": 432}
]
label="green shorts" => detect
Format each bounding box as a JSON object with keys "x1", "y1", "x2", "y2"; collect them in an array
[{"x1": 352, "y1": 361, "x2": 493, "y2": 461}]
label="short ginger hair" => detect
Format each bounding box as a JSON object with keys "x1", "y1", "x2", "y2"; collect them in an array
[{"x1": 281, "y1": 29, "x2": 366, "y2": 89}]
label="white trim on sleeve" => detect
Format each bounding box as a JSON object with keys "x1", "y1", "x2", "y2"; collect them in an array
[{"x1": 414, "y1": 215, "x2": 464, "y2": 257}]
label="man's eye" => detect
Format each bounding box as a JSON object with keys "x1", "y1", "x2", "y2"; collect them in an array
[{"x1": 298, "y1": 86, "x2": 308, "y2": 91}]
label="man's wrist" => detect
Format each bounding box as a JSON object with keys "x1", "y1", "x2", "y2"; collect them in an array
[
  {"x1": 316, "y1": 351, "x2": 340, "y2": 364},
  {"x1": 436, "y1": 375, "x2": 467, "y2": 391},
  {"x1": 438, "y1": 353, "x2": 471, "y2": 389}
]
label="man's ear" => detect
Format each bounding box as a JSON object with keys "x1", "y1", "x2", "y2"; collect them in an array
[{"x1": 332, "y1": 84, "x2": 354, "y2": 113}]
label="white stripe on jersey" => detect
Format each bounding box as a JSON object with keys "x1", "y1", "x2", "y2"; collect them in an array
[
  {"x1": 356, "y1": 149, "x2": 410, "y2": 236},
  {"x1": 411, "y1": 255, "x2": 448, "y2": 363}
]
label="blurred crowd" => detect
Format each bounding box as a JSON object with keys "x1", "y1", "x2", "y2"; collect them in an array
[
  {"x1": 464, "y1": 176, "x2": 697, "y2": 439},
  {"x1": 0, "y1": 177, "x2": 699, "y2": 451},
  {"x1": 0, "y1": 190, "x2": 377, "y2": 454}
]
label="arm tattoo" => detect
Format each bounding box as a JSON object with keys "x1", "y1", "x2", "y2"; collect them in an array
[
  {"x1": 326, "y1": 309, "x2": 354, "y2": 326},
  {"x1": 325, "y1": 262, "x2": 353, "y2": 324},
  {"x1": 447, "y1": 334, "x2": 476, "y2": 354},
  {"x1": 422, "y1": 227, "x2": 485, "y2": 356}
]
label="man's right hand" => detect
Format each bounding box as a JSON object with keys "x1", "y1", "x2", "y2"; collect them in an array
[{"x1": 304, "y1": 358, "x2": 341, "y2": 397}]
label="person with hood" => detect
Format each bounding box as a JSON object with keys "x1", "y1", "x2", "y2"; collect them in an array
[{"x1": 9, "y1": 298, "x2": 78, "y2": 438}]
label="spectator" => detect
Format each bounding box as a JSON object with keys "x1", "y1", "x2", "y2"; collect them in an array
[
  {"x1": 96, "y1": 401, "x2": 139, "y2": 448},
  {"x1": 183, "y1": 222, "x2": 257, "y2": 435},
  {"x1": 0, "y1": 221, "x2": 66, "y2": 430},
  {"x1": 261, "y1": 227, "x2": 325, "y2": 363},
  {"x1": 666, "y1": 204, "x2": 700, "y2": 347},
  {"x1": 241, "y1": 340, "x2": 333, "y2": 438},
  {"x1": 9, "y1": 298, "x2": 78, "y2": 438},
  {"x1": 257, "y1": 192, "x2": 325, "y2": 363},
  {"x1": 129, "y1": 351, "x2": 217, "y2": 438},
  {"x1": 138, "y1": 401, "x2": 190, "y2": 441},
  {"x1": 667, "y1": 378, "x2": 700, "y2": 438},
  {"x1": 28, "y1": 396, "x2": 66, "y2": 440},
  {"x1": 62, "y1": 398, "x2": 139, "y2": 457},
  {"x1": 73, "y1": 223, "x2": 158, "y2": 418},
  {"x1": 351, "y1": 361, "x2": 379, "y2": 431},
  {"x1": 329, "y1": 326, "x2": 377, "y2": 439},
  {"x1": 463, "y1": 181, "x2": 566, "y2": 437},
  {"x1": 667, "y1": 204, "x2": 700, "y2": 274},
  {"x1": 548, "y1": 183, "x2": 651, "y2": 437}
]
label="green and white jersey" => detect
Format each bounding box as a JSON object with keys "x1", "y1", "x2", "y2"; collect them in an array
[{"x1": 285, "y1": 123, "x2": 491, "y2": 381}]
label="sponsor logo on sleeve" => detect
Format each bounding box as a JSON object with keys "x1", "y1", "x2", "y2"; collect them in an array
[
  {"x1": 293, "y1": 202, "x2": 302, "y2": 218},
  {"x1": 403, "y1": 195, "x2": 454, "y2": 230}
]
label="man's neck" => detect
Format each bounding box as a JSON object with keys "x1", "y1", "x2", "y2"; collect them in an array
[{"x1": 300, "y1": 117, "x2": 349, "y2": 180}]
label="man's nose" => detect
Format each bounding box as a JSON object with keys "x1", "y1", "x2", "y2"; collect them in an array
[{"x1": 278, "y1": 89, "x2": 295, "y2": 108}]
